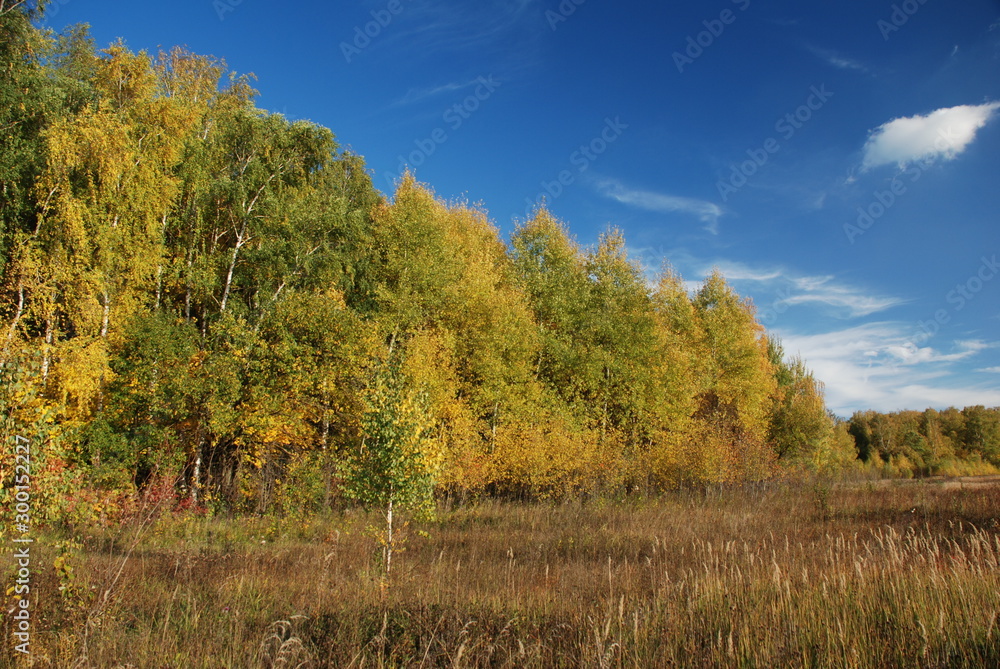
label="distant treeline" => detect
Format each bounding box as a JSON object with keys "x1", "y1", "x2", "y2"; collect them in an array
[
  {"x1": 0, "y1": 7, "x2": 956, "y2": 524},
  {"x1": 848, "y1": 407, "x2": 1000, "y2": 477}
]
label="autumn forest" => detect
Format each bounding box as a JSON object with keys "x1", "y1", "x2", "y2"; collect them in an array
[{"x1": 3, "y1": 5, "x2": 1000, "y2": 527}]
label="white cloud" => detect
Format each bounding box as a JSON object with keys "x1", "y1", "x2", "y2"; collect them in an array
[
  {"x1": 708, "y1": 262, "x2": 783, "y2": 283},
  {"x1": 884, "y1": 339, "x2": 992, "y2": 365},
  {"x1": 682, "y1": 280, "x2": 703, "y2": 295},
  {"x1": 710, "y1": 261, "x2": 904, "y2": 319},
  {"x1": 778, "y1": 324, "x2": 1000, "y2": 415},
  {"x1": 594, "y1": 178, "x2": 723, "y2": 234},
  {"x1": 782, "y1": 285, "x2": 904, "y2": 318},
  {"x1": 861, "y1": 102, "x2": 1000, "y2": 170},
  {"x1": 979, "y1": 367, "x2": 1000, "y2": 374}
]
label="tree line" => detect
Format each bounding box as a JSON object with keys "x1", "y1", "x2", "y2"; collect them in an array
[
  {"x1": 848, "y1": 407, "x2": 1000, "y2": 478},
  {"x1": 0, "y1": 6, "x2": 914, "y2": 524}
]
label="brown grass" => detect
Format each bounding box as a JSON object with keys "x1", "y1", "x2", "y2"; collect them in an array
[{"x1": 3, "y1": 479, "x2": 999, "y2": 667}]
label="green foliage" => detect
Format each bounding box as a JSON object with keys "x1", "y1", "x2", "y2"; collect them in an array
[
  {"x1": 341, "y1": 357, "x2": 437, "y2": 518},
  {"x1": 270, "y1": 450, "x2": 330, "y2": 519},
  {"x1": 767, "y1": 336, "x2": 836, "y2": 465},
  {"x1": 847, "y1": 406, "x2": 1000, "y2": 476}
]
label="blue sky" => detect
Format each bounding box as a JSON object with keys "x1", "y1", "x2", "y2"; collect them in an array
[{"x1": 41, "y1": 0, "x2": 1000, "y2": 416}]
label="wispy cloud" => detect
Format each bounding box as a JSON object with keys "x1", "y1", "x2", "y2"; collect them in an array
[
  {"x1": 392, "y1": 79, "x2": 481, "y2": 107},
  {"x1": 708, "y1": 261, "x2": 905, "y2": 319},
  {"x1": 617, "y1": 252, "x2": 903, "y2": 320},
  {"x1": 861, "y1": 102, "x2": 1000, "y2": 170},
  {"x1": 777, "y1": 324, "x2": 1000, "y2": 415},
  {"x1": 781, "y1": 283, "x2": 905, "y2": 318},
  {"x1": 381, "y1": 0, "x2": 544, "y2": 61},
  {"x1": 979, "y1": 366, "x2": 1000, "y2": 373},
  {"x1": 594, "y1": 178, "x2": 724, "y2": 234},
  {"x1": 805, "y1": 44, "x2": 868, "y2": 73},
  {"x1": 883, "y1": 339, "x2": 995, "y2": 366},
  {"x1": 716, "y1": 265, "x2": 783, "y2": 282}
]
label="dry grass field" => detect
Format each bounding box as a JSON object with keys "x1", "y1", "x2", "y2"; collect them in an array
[{"x1": 4, "y1": 478, "x2": 999, "y2": 668}]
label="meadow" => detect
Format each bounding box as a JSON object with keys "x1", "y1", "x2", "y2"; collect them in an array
[{"x1": 4, "y1": 477, "x2": 999, "y2": 668}]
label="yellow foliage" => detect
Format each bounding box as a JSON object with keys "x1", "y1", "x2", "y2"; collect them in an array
[
  {"x1": 33, "y1": 41, "x2": 202, "y2": 351},
  {"x1": 53, "y1": 337, "x2": 112, "y2": 421},
  {"x1": 490, "y1": 416, "x2": 605, "y2": 497}
]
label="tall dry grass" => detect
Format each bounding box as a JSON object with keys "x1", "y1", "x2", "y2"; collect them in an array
[{"x1": 3, "y1": 479, "x2": 998, "y2": 667}]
